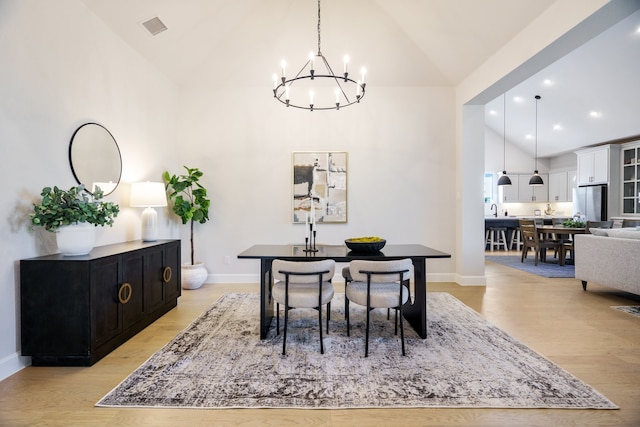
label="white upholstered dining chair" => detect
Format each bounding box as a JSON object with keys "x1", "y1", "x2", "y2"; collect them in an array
[
  {"x1": 345, "y1": 259, "x2": 412, "y2": 357},
  {"x1": 272, "y1": 259, "x2": 335, "y2": 355}
]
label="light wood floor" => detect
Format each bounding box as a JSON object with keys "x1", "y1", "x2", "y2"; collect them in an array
[{"x1": 1, "y1": 252, "x2": 639, "y2": 426}]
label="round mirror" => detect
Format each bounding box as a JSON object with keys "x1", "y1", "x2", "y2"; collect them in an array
[{"x1": 69, "y1": 123, "x2": 122, "y2": 196}]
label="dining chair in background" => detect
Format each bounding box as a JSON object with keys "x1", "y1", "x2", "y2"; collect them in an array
[
  {"x1": 345, "y1": 259, "x2": 412, "y2": 357},
  {"x1": 272, "y1": 259, "x2": 336, "y2": 355},
  {"x1": 519, "y1": 219, "x2": 561, "y2": 266}
]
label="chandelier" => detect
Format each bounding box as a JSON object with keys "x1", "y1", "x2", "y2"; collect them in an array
[{"x1": 272, "y1": 0, "x2": 366, "y2": 111}]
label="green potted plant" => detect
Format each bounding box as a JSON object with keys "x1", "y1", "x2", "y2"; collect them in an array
[
  {"x1": 30, "y1": 184, "x2": 120, "y2": 255},
  {"x1": 163, "y1": 166, "x2": 211, "y2": 289}
]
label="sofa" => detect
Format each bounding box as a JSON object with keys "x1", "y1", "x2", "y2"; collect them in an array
[{"x1": 574, "y1": 228, "x2": 640, "y2": 296}]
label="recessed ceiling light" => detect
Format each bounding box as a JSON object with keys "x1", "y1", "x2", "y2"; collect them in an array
[
  {"x1": 525, "y1": 133, "x2": 533, "y2": 140},
  {"x1": 513, "y1": 96, "x2": 524, "y2": 103},
  {"x1": 589, "y1": 111, "x2": 601, "y2": 118},
  {"x1": 553, "y1": 123, "x2": 563, "y2": 130},
  {"x1": 488, "y1": 110, "x2": 498, "y2": 115},
  {"x1": 543, "y1": 79, "x2": 553, "y2": 86}
]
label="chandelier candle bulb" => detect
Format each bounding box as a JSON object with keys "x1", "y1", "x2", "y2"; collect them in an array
[
  {"x1": 361, "y1": 67, "x2": 366, "y2": 84},
  {"x1": 344, "y1": 55, "x2": 349, "y2": 74},
  {"x1": 280, "y1": 60, "x2": 286, "y2": 81}
]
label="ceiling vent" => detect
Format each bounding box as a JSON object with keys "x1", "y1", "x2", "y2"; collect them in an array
[{"x1": 141, "y1": 16, "x2": 167, "y2": 36}]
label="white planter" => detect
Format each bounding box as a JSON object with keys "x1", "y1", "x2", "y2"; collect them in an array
[
  {"x1": 56, "y1": 223, "x2": 96, "y2": 256},
  {"x1": 181, "y1": 262, "x2": 207, "y2": 290}
]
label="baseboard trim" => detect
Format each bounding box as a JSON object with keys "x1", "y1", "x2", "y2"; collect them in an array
[
  {"x1": 454, "y1": 273, "x2": 487, "y2": 286},
  {"x1": 0, "y1": 351, "x2": 30, "y2": 382}
]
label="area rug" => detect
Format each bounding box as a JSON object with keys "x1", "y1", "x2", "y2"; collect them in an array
[
  {"x1": 486, "y1": 255, "x2": 575, "y2": 278},
  {"x1": 96, "y1": 293, "x2": 616, "y2": 410},
  {"x1": 612, "y1": 305, "x2": 640, "y2": 318}
]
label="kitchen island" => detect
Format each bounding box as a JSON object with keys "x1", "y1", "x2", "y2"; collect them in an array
[{"x1": 484, "y1": 216, "x2": 572, "y2": 250}]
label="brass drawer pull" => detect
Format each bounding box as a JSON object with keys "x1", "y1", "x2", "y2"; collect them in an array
[
  {"x1": 163, "y1": 266, "x2": 172, "y2": 283},
  {"x1": 118, "y1": 282, "x2": 132, "y2": 304}
]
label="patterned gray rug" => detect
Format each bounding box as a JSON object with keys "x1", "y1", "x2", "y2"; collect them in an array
[
  {"x1": 612, "y1": 305, "x2": 640, "y2": 318},
  {"x1": 486, "y1": 255, "x2": 575, "y2": 278},
  {"x1": 96, "y1": 293, "x2": 617, "y2": 409}
]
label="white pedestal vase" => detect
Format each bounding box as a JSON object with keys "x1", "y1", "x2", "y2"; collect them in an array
[
  {"x1": 181, "y1": 262, "x2": 207, "y2": 289},
  {"x1": 56, "y1": 222, "x2": 96, "y2": 256}
]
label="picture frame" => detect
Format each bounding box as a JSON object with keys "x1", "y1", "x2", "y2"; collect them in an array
[{"x1": 292, "y1": 151, "x2": 347, "y2": 223}]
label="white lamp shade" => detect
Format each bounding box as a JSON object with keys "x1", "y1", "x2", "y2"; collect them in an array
[{"x1": 130, "y1": 182, "x2": 167, "y2": 207}]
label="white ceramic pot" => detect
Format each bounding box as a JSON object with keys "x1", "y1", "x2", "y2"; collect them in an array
[
  {"x1": 181, "y1": 262, "x2": 207, "y2": 289},
  {"x1": 56, "y1": 222, "x2": 96, "y2": 256}
]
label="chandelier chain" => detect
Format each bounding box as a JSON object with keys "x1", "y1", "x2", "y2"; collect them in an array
[{"x1": 317, "y1": 0, "x2": 322, "y2": 55}]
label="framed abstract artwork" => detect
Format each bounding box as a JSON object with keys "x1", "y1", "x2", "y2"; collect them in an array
[{"x1": 292, "y1": 151, "x2": 348, "y2": 223}]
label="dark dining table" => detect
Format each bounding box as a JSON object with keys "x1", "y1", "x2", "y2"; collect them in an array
[{"x1": 237, "y1": 244, "x2": 451, "y2": 339}]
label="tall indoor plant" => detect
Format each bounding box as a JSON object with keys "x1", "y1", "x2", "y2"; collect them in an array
[
  {"x1": 163, "y1": 166, "x2": 211, "y2": 289},
  {"x1": 30, "y1": 184, "x2": 120, "y2": 255}
]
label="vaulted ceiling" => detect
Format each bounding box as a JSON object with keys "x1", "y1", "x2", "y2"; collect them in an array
[{"x1": 82, "y1": 0, "x2": 640, "y2": 158}]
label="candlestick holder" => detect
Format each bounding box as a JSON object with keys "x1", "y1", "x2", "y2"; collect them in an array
[{"x1": 304, "y1": 223, "x2": 318, "y2": 253}]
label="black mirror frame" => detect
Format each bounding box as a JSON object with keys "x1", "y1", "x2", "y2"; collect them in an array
[{"x1": 68, "y1": 122, "x2": 122, "y2": 196}]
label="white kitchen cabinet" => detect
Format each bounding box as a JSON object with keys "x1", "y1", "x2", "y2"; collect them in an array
[
  {"x1": 499, "y1": 174, "x2": 519, "y2": 203},
  {"x1": 621, "y1": 140, "x2": 640, "y2": 214},
  {"x1": 517, "y1": 173, "x2": 548, "y2": 202},
  {"x1": 568, "y1": 170, "x2": 576, "y2": 202},
  {"x1": 576, "y1": 145, "x2": 618, "y2": 185},
  {"x1": 548, "y1": 172, "x2": 569, "y2": 202}
]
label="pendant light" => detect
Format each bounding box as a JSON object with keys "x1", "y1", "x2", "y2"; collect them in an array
[
  {"x1": 529, "y1": 95, "x2": 544, "y2": 186},
  {"x1": 497, "y1": 93, "x2": 512, "y2": 186}
]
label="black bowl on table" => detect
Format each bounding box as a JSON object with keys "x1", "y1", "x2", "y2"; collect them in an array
[{"x1": 344, "y1": 239, "x2": 386, "y2": 253}]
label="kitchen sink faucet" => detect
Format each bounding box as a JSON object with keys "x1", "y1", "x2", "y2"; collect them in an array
[{"x1": 490, "y1": 204, "x2": 498, "y2": 217}]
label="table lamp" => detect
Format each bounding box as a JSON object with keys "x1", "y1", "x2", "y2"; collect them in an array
[{"x1": 130, "y1": 182, "x2": 168, "y2": 242}]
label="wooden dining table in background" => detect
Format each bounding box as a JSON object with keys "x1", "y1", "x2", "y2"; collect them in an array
[
  {"x1": 536, "y1": 225, "x2": 587, "y2": 265},
  {"x1": 536, "y1": 224, "x2": 588, "y2": 236}
]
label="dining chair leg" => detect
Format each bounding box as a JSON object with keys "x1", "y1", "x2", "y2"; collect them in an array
[
  {"x1": 326, "y1": 302, "x2": 331, "y2": 334},
  {"x1": 282, "y1": 304, "x2": 289, "y2": 356},
  {"x1": 345, "y1": 298, "x2": 350, "y2": 336},
  {"x1": 399, "y1": 305, "x2": 406, "y2": 356},
  {"x1": 318, "y1": 304, "x2": 324, "y2": 355},
  {"x1": 276, "y1": 303, "x2": 280, "y2": 335},
  {"x1": 394, "y1": 309, "x2": 398, "y2": 335},
  {"x1": 365, "y1": 307, "x2": 371, "y2": 358}
]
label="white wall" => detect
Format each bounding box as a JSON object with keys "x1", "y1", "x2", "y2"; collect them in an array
[
  {"x1": 456, "y1": 0, "x2": 610, "y2": 284},
  {"x1": 485, "y1": 127, "x2": 552, "y2": 176},
  {"x1": 175, "y1": 81, "x2": 457, "y2": 282},
  {"x1": 0, "y1": 0, "x2": 180, "y2": 380},
  {"x1": 0, "y1": 0, "x2": 619, "y2": 381}
]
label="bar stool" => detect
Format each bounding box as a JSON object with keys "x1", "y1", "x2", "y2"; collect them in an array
[
  {"x1": 485, "y1": 227, "x2": 508, "y2": 251},
  {"x1": 509, "y1": 227, "x2": 523, "y2": 251}
]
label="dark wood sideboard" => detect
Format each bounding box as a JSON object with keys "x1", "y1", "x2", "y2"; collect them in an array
[{"x1": 20, "y1": 240, "x2": 181, "y2": 366}]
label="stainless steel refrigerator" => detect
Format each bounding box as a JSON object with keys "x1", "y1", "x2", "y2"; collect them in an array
[{"x1": 574, "y1": 184, "x2": 608, "y2": 221}]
